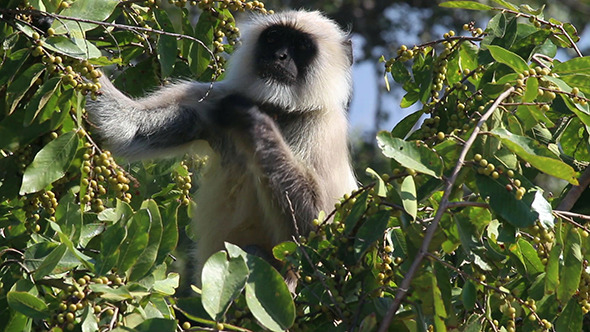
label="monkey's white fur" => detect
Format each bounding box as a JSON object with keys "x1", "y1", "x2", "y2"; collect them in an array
[{"x1": 88, "y1": 10, "x2": 357, "y2": 285}]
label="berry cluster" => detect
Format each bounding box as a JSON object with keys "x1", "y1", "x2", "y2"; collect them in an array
[
  {"x1": 81, "y1": 148, "x2": 132, "y2": 211},
  {"x1": 48, "y1": 273, "x2": 125, "y2": 331},
  {"x1": 23, "y1": 190, "x2": 58, "y2": 233},
  {"x1": 174, "y1": 161, "x2": 193, "y2": 206},
  {"x1": 473, "y1": 154, "x2": 526, "y2": 200},
  {"x1": 29, "y1": 31, "x2": 102, "y2": 99}
]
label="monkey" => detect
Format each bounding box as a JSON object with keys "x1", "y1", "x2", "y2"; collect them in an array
[{"x1": 86, "y1": 10, "x2": 357, "y2": 287}]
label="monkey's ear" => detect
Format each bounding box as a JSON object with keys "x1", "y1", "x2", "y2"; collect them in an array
[{"x1": 343, "y1": 39, "x2": 353, "y2": 66}]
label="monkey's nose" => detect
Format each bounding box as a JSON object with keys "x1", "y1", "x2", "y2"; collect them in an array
[{"x1": 274, "y1": 47, "x2": 291, "y2": 61}]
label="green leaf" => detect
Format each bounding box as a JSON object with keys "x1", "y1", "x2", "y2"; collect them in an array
[
  {"x1": 545, "y1": 243, "x2": 560, "y2": 295},
  {"x1": 244, "y1": 254, "x2": 295, "y2": 332},
  {"x1": 358, "y1": 313, "x2": 377, "y2": 332},
  {"x1": 487, "y1": 45, "x2": 529, "y2": 73},
  {"x1": 55, "y1": 192, "x2": 83, "y2": 242},
  {"x1": 354, "y1": 211, "x2": 389, "y2": 260},
  {"x1": 516, "y1": 104, "x2": 554, "y2": 131},
  {"x1": 6, "y1": 291, "x2": 49, "y2": 319},
  {"x1": 88, "y1": 284, "x2": 132, "y2": 301},
  {"x1": 555, "y1": 298, "x2": 583, "y2": 332},
  {"x1": 33, "y1": 244, "x2": 67, "y2": 280},
  {"x1": 0, "y1": 49, "x2": 30, "y2": 87},
  {"x1": 508, "y1": 238, "x2": 544, "y2": 276},
  {"x1": 23, "y1": 77, "x2": 61, "y2": 125},
  {"x1": 553, "y1": 56, "x2": 590, "y2": 76},
  {"x1": 272, "y1": 241, "x2": 298, "y2": 261},
  {"x1": 431, "y1": 272, "x2": 447, "y2": 331},
  {"x1": 2, "y1": 311, "x2": 29, "y2": 332},
  {"x1": 117, "y1": 209, "x2": 150, "y2": 272},
  {"x1": 376, "y1": 132, "x2": 443, "y2": 178},
  {"x1": 413, "y1": 52, "x2": 434, "y2": 103},
  {"x1": 439, "y1": 1, "x2": 492, "y2": 10},
  {"x1": 365, "y1": 168, "x2": 387, "y2": 197},
  {"x1": 156, "y1": 201, "x2": 179, "y2": 265},
  {"x1": 132, "y1": 318, "x2": 176, "y2": 332},
  {"x1": 80, "y1": 306, "x2": 99, "y2": 332},
  {"x1": 44, "y1": 36, "x2": 102, "y2": 59},
  {"x1": 95, "y1": 222, "x2": 127, "y2": 275},
  {"x1": 459, "y1": 42, "x2": 478, "y2": 73},
  {"x1": 487, "y1": 13, "x2": 506, "y2": 39},
  {"x1": 390, "y1": 60, "x2": 412, "y2": 84},
  {"x1": 344, "y1": 191, "x2": 369, "y2": 234},
  {"x1": 490, "y1": 128, "x2": 578, "y2": 185},
  {"x1": 475, "y1": 174, "x2": 537, "y2": 228},
  {"x1": 559, "y1": 74, "x2": 590, "y2": 97},
  {"x1": 562, "y1": 94, "x2": 590, "y2": 128},
  {"x1": 6, "y1": 63, "x2": 45, "y2": 115},
  {"x1": 523, "y1": 76, "x2": 538, "y2": 102},
  {"x1": 51, "y1": 0, "x2": 119, "y2": 35},
  {"x1": 153, "y1": 273, "x2": 180, "y2": 295},
  {"x1": 129, "y1": 200, "x2": 163, "y2": 281},
  {"x1": 20, "y1": 131, "x2": 79, "y2": 194},
  {"x1": 391, "y1": 110, "x2": 423, "y2": 139},
  {"x1": 557, "y1": 227, "x2": 582, "y2": 302},
  {"x1": 400, "y1": 176, "x2": 417, "y2": 220},
  {"x1": 202, "y1": 251, "x2": 248, "y2": 321},
  {"x1": 155, "y1": 9, "x2": 177, "y2": 78},
  {"x1": 462, "y1": 280, "x2": 476, "y2": 311},
  {"x1": 190, "y1": 12, "x2": 215, "y2": 78},
  {"x1": 530, "y1": 191, "x2": 554, "y2": 228},
  {"x1": 563, "y1": 23, "x2": 580, "y2": 43},
  {"x1": 400, "y1": 90, "x2": 420, "y2": 108},
  {"x1": 519, "y1": 4, "x2": 545, "y2": 15},
  {"x1": 491, "y1": 0, "x2": 518, "y2": 10}
]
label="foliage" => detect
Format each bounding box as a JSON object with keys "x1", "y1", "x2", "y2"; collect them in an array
[{"x1": 1, "y1": 1, "x2": 590, "y2": 332}]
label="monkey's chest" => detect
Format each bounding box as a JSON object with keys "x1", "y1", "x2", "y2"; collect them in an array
[{"x1": 191, "y1": 160, "x2": 286, "y2": 250}]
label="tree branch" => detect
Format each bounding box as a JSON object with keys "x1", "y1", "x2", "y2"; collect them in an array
[
  {"x1": 556, "y1": 165, "x2": 590, "y2": 211},
  {"x1": 377, "y1": 87, "x2": 515, "y2": 332}
]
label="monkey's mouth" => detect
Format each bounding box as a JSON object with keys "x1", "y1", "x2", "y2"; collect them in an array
[{"x1": 256, "y1": 62, "x2": 297, "y2": 85}]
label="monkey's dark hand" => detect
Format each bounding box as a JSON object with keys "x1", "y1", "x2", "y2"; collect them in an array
[{"x1": 213, "y1": 94, "x2": 273, "y2": 131}]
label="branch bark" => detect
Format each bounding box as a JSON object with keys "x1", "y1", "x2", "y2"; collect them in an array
[{"x1": 556, "y1": 165, "x2": 590, "y2": 211}]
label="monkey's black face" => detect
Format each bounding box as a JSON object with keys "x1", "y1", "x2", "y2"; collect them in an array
[{"x1": 255, "y1": 25, "x2": 317, "y2": 85}]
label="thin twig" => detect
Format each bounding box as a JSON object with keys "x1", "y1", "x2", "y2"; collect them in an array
[
  {"x1": 377, "y1": 87, "x2": 515, "y2": 332},
  {"x1": 554, "y1": 210, "x2": 590, "y2": 221},
  {"x1": 446, "y1": 201, "x2": 489, "y2": 209},
  {"x1": 553, "y1": 211, "x2": 590, "y2": 232}
]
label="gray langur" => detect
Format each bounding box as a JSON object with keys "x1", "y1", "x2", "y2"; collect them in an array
[{"x1": 87, "y1": 10, "x2": 357, "y2": 285}]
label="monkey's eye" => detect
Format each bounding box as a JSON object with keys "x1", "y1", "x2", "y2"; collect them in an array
[
  {"x1": 296, "y1": 39, "x2": 313, "y2": 52},
  {"x1": 264, "y1": 30, "x2": 279, "y2": 44}
]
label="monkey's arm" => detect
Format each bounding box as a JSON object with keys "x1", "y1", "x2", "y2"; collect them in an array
[
  {"x1": 217, "y1": 95, "x2": 324, "y2": 236},
  {"x1": 87, "y1": 77, "x2": 221, "y2": 160}
]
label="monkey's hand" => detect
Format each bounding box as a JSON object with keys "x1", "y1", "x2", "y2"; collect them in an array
[{"x1": 213, "y1": 93, "x2": 272, "y2": 131}]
